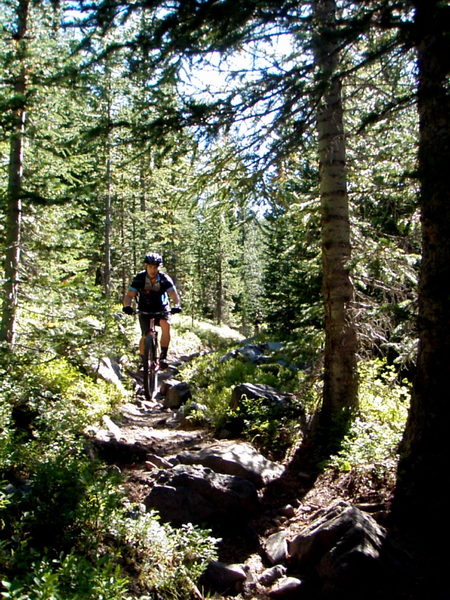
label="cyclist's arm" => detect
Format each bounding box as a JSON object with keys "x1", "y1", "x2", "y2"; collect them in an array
[
  {"x1": 123, "y1": 289, "x2": 137, "y2": 308},
  {"x1": 168, "y1": 287, "x2": 181, "y2": 307}
]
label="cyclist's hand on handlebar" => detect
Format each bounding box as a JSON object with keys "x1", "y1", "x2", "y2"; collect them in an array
[
  {"x1": 122, "y1": 306, "x2": 134, "y2": 315},
  {"x1": 171, "y1": 306, "x2": 182, "y2": 314}
]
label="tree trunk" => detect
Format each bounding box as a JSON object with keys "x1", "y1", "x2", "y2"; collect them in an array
[
  {"x1": 313, "y1": 0, "x2": 358, "y2": 443},
  {"x1": 0, "y1": 0, "x2": 29, "y2": 347},
  {"x1": 104, "y1": 156, "x2": 112, "y2": 297},
  {"x1": 393, "y1": 0, "x2": 450, "y2": 573}
]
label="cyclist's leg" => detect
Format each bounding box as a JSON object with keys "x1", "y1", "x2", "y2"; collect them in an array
[
  {"x1": 159, "y1": 317, "x2": 170, "y2": 362},
  {"x1": 138, "y1": 314, "x2": 150, "y2": 362}
]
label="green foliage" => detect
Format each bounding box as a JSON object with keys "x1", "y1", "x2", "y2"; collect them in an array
[
  {"x1": 179, "y1": 340, "x2": 319, "y2": 458},
  {"x1": 116, "y1": 516, "x2": 218, "y2": 598},
  {"x1": 0, "y1": 467, "x2": 218, "y2": 600},
  {"x1": 329, "y1": 359, "x2": 410, "y2": 472},
  {"x1": 0, "y1": 353, "x2": 123, "y2": 475},
  {"x1": 0, "y1": 340, "x2": 218, "y2": 600},
  {"x1": 173, "y1": 315, "x2": 244, "y2": 352},
  {"x1": 262, "y1": 194, "x2": 323, "y2": 336}
]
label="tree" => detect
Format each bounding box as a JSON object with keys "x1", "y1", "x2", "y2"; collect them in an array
[
  {"x1": 72, "y1": 0, "x2": 362, "y2": 438},
  {"x1": 392, "y1": 0, "x2": 450, "y2": 586},
  {"x1": 1, "y1": 0, "x2": 29, "y2": 346},
  {"x1": 312, "y1": 0, "x2": 358, "y2": 441}
]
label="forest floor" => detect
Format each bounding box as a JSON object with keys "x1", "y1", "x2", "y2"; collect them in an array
[{"x1": 102, "y1": 368, "x2": 397, "y2": 598}]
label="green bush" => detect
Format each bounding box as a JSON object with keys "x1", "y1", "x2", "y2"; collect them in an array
[
  {"x1": 328, "y1": 359, "x2": 410, "y2": 472},
  {"x1": 179, "y1": 349, "x2": 311, "y2": 458},
  {"x1": 0, "y1": 457, "x2": 218, "y2": 600},
  {"x1": 0, "y1": 347, "x2": 218, "y2": 600}
]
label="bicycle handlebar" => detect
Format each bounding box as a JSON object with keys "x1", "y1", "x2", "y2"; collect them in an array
[{"x1": 134, "y1": 308, "x2": 179, "y2": 316}]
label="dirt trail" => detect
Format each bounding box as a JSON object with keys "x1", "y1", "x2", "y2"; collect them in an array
[{"x1": 94, "y1": 364, "x2": 216, "y2": 503}]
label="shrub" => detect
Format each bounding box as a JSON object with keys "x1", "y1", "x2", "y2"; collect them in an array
[
  {"x1": 328, "y1": 359, "x2": 410, "y2": 472},
  {"x1": 179, "y1": 350, "x2": 310, "y2": 458}
]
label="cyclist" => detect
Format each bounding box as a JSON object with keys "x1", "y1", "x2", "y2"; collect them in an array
[{"x1": 122, "y1": 252, "x2": 182, "y2": 367}]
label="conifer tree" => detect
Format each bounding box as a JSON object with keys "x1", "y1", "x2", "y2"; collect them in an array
[{"x1": 1, "y1": 0, "x2": 29, "y2": 346}]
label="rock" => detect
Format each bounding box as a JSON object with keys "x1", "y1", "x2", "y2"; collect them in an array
[
  {"x1": 200, "y1": 561, "x2": 248, "y2": 594},
  {"x1": 258, "y1": 565, "x2": 287, "y2": 586},
  {"x1": 263, "y1": 530, "x2": 289, "y2": 565},
  {"x1": 145, "y1": 454, "x2": 174, "y2": 470},
  {"x1": 177, "y1": 440, "x2": 284, "y2": 488},
  {"x1": 268, "y1": 576, "x2": 303, "y2": 598},
  {"x1": 230, "y1": 383, "x2": 303, "y2": 421},
  {"x1": 102, "y1": 415, "x2": 123, "y2": 440},
  {"x1": 288, "y1": 501, "x2": 387, "y2": 598},
  {"x1": 144, "y1": 464, "x2": 259, "y2": 526},
  {"x1": 281, "y1": 504, "x2": 296, "y2": 518},
  {"x1": 160, "y1": 379, "x2": 192, "y2": 408},
  {"x1": 89, "y1": 438, "x2": 149, "y2": 465},
  {"x1": 90, "y1": 357, "x2": 126, "y2": 391}
]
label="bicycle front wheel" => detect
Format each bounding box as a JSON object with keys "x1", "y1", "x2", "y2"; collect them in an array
[{"x1": 143, "y1": 336, "x2": 158, "y2": 400}]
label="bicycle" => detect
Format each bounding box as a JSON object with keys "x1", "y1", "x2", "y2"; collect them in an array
[{"x1": 137, "y1": 309, "x2": 174, "y2": 400}]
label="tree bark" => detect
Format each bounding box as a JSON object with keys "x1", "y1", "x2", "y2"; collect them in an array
[
  {"x1": 393, "y1": 0, "x2": 450, "y2": 566},
  {"x1": 0, "y1": 0, "x2": 29, "y2": 347},
  {"x1": 313, "y1": 0, "x2": 358, "y2": 443}
]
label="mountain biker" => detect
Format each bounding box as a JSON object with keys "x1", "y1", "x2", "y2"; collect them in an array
[{"x1": 122, "y1": 252, "x2": 181, "y2": 367}]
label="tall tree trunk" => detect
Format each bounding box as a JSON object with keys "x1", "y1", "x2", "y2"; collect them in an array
[
  {"x1": 393, "y1": 0, "x2": 450, "y2": 579},
  {"x1": 0, "y1": 0, "x2": 29, "y2": 347},
  {"x1": 313, "y1": 0, "x2": 358, "y2": 444},
  {"x1": 103, "y1": 67, "x2": 113, "y2": 297},
  {"x1": 104, "y1": 156, "x2": 112, "y2": 297}
]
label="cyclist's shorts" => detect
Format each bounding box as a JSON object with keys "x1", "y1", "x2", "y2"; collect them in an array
[{"x1": 139, "y1": 311, "x2": 170, "y2": 335}]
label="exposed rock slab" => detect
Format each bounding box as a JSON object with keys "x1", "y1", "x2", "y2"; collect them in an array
[
  {"x1": 144, "y1": 463, "x2": 260, "y2": 526},
  {"x1": 231, "y1": 382, "x2": 297, "y2": 410},
  {"x1": 288, "y1": 501, "x2": 387, "y2": 597},
  {"x1": 177, "y1": 440, "x2": 284, "y2": 488}
]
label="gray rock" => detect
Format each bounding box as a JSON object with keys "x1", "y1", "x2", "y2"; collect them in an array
[
  {"x1": 177, "y1": 440, "x2": 284, "y2": 487},
  {"x1": 258, "y1": 565, "x2": 287, "y2": 586},
  {"x1": 145, "y1": 454, "x2": 174, "y2": 470},
  {"x1": 90, "y1": 357, "x2": 125, "y2": 391},
  {"x1": 144, "y1": 464, "x2": 259, "y2": 526},
  {"x1": 268, "y1": 576, "x2": 303, "y2": 598},
  {"x1": 230, "y1": 382, "x2": 300, "y2": 414},
  {"x1": 288, "y1": 501, "x2": 387, "y2": 596},
  {"x1": 200, "y1": 561, "x2": 247, "y2": 594},
  {"x1": 264, "y1": 530, "x2": 289, "y2": 565},
  {"x1": 161, "y1": 380, "x2": 192, "y2": 408}
]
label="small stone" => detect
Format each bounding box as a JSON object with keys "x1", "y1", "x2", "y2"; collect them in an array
[
  {"x1": 263, "y1": 530, "x2": 288, "y2": 565},
  {"x1": 282, "y1": 504, "x2": 296, "y2": 518},
  {"x1": 269, "y1": 576, "x2": 303, "y2": 598},
  {"x1": 258, "y1": 565, "x2": 287, "y2": 586}
]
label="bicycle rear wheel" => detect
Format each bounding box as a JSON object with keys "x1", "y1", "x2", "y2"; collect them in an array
[{"x1": 143, "y1": 336, "x2": 158, "y2": 400}]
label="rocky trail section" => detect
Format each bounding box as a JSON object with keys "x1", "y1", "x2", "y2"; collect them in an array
[{"x1": 88, "y1": 349, "x2": 399, "y2": 600}]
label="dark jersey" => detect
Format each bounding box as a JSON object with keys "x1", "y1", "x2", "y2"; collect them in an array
[{"x1": 129, "y1": 271, "x2": 175, "y2": 312}]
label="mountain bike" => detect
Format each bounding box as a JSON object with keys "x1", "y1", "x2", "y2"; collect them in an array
[{"x1": 137, "y1": 309, "x2": 172, "y2": 401}]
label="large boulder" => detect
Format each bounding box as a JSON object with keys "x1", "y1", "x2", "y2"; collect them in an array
[
  {"x1": 177, "y1": 440, "x2": 284, "y2": 488},
  {"x1": 288, "y1": 501, "x2": 388, "y2": 598},
  {"x1": 231, "y1": 382, "x2": 294, "y2": 410},
  {"x1": 144, "y1": 464, "x2": 259, "y2": 526},
  {"x1": 160, "y1": 378, "x2": 192, "y2": 408},
  {"x1": 230, "y1": 383, "x2": 304, "y2": 424}
]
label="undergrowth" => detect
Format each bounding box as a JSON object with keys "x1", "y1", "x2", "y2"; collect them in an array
[
  {"x1": 328, "y1": 359, "x2": 410, "y2": 473},
  {"x1": 178, "y1": 336, "x2": 321, "y2": 459},
  {"x1": 0, "y1": 347, "x2": 218, "y2": 600}
]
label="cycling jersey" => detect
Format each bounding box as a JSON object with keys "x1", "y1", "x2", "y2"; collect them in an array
[{"x1": 129, "y1": 270, "x2": 175, "y2": 312}]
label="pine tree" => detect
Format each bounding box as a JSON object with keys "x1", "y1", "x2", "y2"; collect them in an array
[{"x1": 1, "y1": 0, "x2": 29, "y2": 346}]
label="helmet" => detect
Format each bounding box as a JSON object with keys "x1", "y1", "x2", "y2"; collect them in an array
[{"x1": 144, "y1": 252, "x2": 163, "y2": 266}]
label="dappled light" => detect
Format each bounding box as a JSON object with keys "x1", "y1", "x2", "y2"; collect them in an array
[{"x1": 1, "y1": 1, "x2": 448, "y2": 599}]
